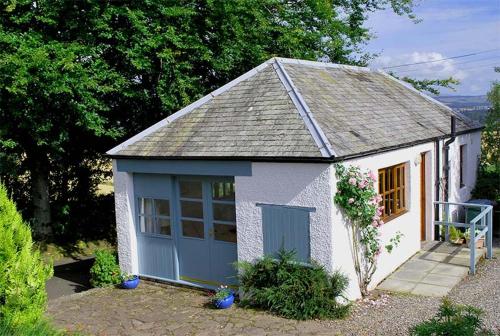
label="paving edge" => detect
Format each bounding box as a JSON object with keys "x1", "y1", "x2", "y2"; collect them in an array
[{"x1": 48, "y1": 287, "x2": 107, "y2": 305}]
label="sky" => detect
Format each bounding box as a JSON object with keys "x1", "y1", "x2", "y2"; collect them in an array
[{"x1": 364, "y1": 0, "x2": 500, "y2": 96}]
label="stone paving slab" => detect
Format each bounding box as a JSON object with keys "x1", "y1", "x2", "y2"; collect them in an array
[
  {"x1": 46, "y1": 249, "x2": 499, "y2": 335},
  {"x1": 377, "y1": 242, "x2": 486, "y2": 297}
]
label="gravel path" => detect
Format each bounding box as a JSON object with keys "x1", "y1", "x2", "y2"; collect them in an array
[{"x1": 48, "y1": 250, "x2": 500, "y2": 335}]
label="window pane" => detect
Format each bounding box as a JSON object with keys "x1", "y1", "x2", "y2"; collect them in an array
[
  {"x1": 379, "y1": 172, "x2": 384, "y2": 193},
  {"x1": 140, "y1": 215, "x2": 154, "y2": 233},
  {"x1": 213, "y1": 203, "x2": 236, "y2": 222},
  {"x1": 212, "y1": 182, "x2": 235, "y2": 201},
  {"x1": 396, "y1": 190, "x2": 401, "y2": 210},
  {"x1": 402, "y1": 188, "x2": 406, "y2": 208},
  {"x1": 214, "y1": 223, "x2": 237, "y2": 243},
  {"x1": 389, "y1": 168, "x2": 394, "y2": 190},
  {"x1": 158, "y1": 218, "x2": 171, "y2": 236},
  {"x1": 155, "y1": 199, "x2": 170, "y2": 217},
  {"x1": 180, "y1": 180, "x2": 202, "y2": 199},
  {"x1": 181, "y1": 201, "x2": 203, "y2": 219},
  {"x1": 385, "y1": 169, "x2": 391, "y2": 191},
  {"x1": 182, "y1": 220, "x2": 204, "y2": 238},
  {"x1": 396, "y1": 168, "x2": 401, "y2": 187},
  {"x1": 402, "y1": 166, "x2": 405, "y2": 186},
  {"x1": 384, "y1": 197, "x2": 390, "y2": 217},
  {"x1": 388, "y1": 192, "x2": 394, "y2": 215},
  {"x1": 139, "y1": 198, "x2": 153, "y2": 215}
]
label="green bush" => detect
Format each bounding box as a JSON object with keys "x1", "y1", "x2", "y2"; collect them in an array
[
  {"x1": 89, "y1": 249, "x2": 121, "y2": 287},
  {"x1": 0, "y1": 318, "x2": 62, "y2": 336},
  {"x1": 410, "y1": 299, "x2": 494, "y2": 336},
  {"x1": 472, "y1": 168, "x2": 500, "y2": 202},
  {"x1": 0, "y1": 183, "x2": 53, "y2": 326},
  {"x1": 237, "y1": 249, "x2": 350, "y2": 320}
]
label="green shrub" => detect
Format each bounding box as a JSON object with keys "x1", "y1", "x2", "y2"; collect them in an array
[
  {"x1": 0, "y1": 318, "x2": 61, "y2": 336},
  {"x1": 410, "y1": 299, "x2": 495, "y2": 336},
  {"x1": 0, "y1": 183, "x2": 53, "y2": 326},
  {"x1": 89, "y1": 249, "x2": 121, "y2": 287},
  {"x1": 237, "y1": 249, "x2": 350, "y2": 320}
]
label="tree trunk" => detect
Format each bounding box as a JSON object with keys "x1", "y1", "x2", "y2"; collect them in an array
[{"x1": 29, "y1": 154, "x2": 52, "y2": 238}]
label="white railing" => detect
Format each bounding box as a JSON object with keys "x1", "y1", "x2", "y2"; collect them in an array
[{"x1": 434, "y1": 201, "x2": 494, "y2": 274}]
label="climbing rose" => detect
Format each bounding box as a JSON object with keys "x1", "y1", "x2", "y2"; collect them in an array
[
  {"x1": 368, "y1": 170, "x2": 377, "y2": 180},
  {"x1": 358, "y1": 180, "x2": 368, "y2": 189}
]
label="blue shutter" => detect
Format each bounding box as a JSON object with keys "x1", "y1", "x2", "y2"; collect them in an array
[{"x1": 260, "y1": 205, "x2": 312, "y2": 262}]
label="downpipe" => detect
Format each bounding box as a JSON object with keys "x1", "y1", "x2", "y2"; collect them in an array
[{"x1": 436, "y1": 116, "x2": 456, "y2": 241}]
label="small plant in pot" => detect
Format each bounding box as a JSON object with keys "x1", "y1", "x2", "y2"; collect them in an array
[
  {"x1": 211, "y1": 285, "x2": 234, "y2": 309},
  {"x1": 121, "y1": 273, "x2": 140, "y2": 289}
]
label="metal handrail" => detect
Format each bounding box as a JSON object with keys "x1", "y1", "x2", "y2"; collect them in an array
[{"x1": 433, "y1": 201, "x2": 493, "y2": 275}]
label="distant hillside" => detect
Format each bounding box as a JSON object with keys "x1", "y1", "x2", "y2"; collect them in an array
[{"x1": 434, "y1": 95, "x2": 491, "y2": 123}]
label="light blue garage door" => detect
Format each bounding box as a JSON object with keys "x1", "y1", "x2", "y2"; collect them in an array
[
  {"x1": 134, "y1": 174, "x2": 176, "y2": 279},
  {"x1": 134, "y1": 174, "x2": 238, "y2": 287}
]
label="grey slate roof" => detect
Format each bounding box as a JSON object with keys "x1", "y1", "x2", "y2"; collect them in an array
[{"x1": 108, "y1": 58, "x2": 480, "y2": 160}]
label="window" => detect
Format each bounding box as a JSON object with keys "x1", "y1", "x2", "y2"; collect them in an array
[
  {"x1": 179, "y1": 180, "x2": 205, "y2": 239},
  {"x1": 460, "y1": 145, "x2": 466, "y2": 187},
  {"x1": 212, "y1": 181, "x2": 237, "y2": 243},
  {"x1": 138, "y1": 197, "x2": 171, "y2": 236},
  {"x1": 378, "y1": 163, "x2": 407, "y2": 221}
]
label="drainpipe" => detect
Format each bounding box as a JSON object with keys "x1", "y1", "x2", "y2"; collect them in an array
[
  {"x1": 435, "y1": 116, "x2": 456, "y2": 241},
  {"x1": 434, "y1": 139, "x2": 440, "y2": 240},
  {"x1": 443, "y1": 116, "x2": 456, "y2": 203}
]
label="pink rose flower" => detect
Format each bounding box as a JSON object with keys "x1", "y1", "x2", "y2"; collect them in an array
[
  {"x1": 371, "y1": 221, "x2": 379, "y2": 227},
  {"x1": 358, "y1": 180, "x2": 368, "y2": 189},
  {"x1": 348, "y1": 198, "x2": 355, "y2": 204},
  {"x1": 368, "y1": 171, "x2": 377, "y2": 180},
  {"x1": 348, "y1": 177, "x2": 357, "y2": 185}
]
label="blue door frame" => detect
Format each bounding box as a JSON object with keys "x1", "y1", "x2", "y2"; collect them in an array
[{"x1": 134, "y1": 174, "x2": 238, "y2": 288}]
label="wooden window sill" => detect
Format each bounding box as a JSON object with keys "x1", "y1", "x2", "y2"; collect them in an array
[{"x1": 381, "y1": 209, "x2": 409, "y2": 224}]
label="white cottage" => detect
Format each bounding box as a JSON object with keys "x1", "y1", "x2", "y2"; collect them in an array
[{"x1": 108, "y1": 58, "x2": 482, "y2": 300}]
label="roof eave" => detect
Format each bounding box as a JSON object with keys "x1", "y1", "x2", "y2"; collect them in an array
[{"x1": 107, "y1": 126, "x2": 482, "y2": 163}]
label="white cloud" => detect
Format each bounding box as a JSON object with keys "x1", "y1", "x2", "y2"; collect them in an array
[{"x1": 370, "y1": 51, "x2": 467, "y2": 81}]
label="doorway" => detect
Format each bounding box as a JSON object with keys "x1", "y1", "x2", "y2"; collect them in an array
[{"x1": 176, "y1": 177, "x2": 238, "y2": 286}]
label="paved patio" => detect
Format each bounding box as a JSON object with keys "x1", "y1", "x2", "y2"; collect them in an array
[
  {"x1": 46, "y1": 247, "x2": 499, "y2": 335},
  {"x1": 377, "y1": 241, "x2": 486, "y2": 297}
]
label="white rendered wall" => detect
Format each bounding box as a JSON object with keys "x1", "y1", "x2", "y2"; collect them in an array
[
  {"x1": 331, "y1": 142, "x2": 436, "y2": 299},
  {"x1": 235, "y1": 162, "x2": 334, "y2": 272},
  {"x1": 113, "y1": 160, "x2": 139, "y2": 275},
  {"x1": 447, "y1": 132, "x2": 482, "y2": 203}
]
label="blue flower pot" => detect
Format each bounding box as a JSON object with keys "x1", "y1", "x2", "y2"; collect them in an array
[
  {"x1": 213, "y1": 293, "x2": 234, "y2": 309},
  {"x1": 121, "y1": 275, "x2": 140, "y2": 289}
]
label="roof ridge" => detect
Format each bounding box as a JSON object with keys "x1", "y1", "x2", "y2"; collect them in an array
[
  {"x1": 107, "y1": 60, "x2": 274, "y2": 155},
  {"x1": 376, "y1": 70, "x2": 480, "y2": 128},
  {"x1": 275, "y1": 57, "x2": 372, "y2": 73},
  {"x1": 272, "y1": 58, "x2": 336, "y2": 158}
]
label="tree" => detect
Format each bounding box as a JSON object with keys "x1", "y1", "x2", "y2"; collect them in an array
[
  {"x1": 399, "y1": 76, "x2": 460, "y2": 96},
  {"x1": 482, "y1": 79, "x2": 500, "y2": 172},
  {"x1": 2, "y1": 0, "x2": 424, "y2": 239},
  {"x1": 472, "y1": 78, "x2": 500, "y2": 202},
  {"x1": 0, "y1": 183, "x2": 53, "y2": 326}
]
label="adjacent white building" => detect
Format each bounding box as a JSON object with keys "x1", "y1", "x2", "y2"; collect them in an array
[{"x1": 108, "y1": 58, "x2": 482, "y2": 300}]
